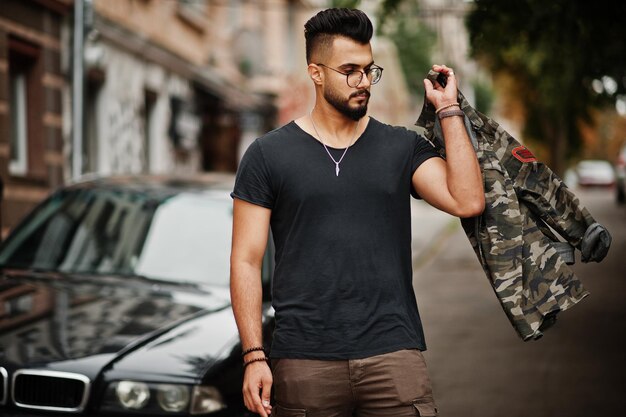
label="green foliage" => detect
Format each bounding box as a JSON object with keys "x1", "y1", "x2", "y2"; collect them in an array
[
  {"x1": 472, "y1": 79, "x2": 494, "y2": 115},
  {"x1": 376, "y1": 0, "x2": 404, "y2": 29},
  {"x1": 331, "y1": 0, "x2": 360, "y2": 8},
  {"x1": 467, "y1": 0, "x2": 626, "y2": 170},
  {"x1": 331, "y1": 0, "x2": 403, "y2": 28},
  {"x1": 383, "y1": 6, "x2": 435, "y2": 97}
]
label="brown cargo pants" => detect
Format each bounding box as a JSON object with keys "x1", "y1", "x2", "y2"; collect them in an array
[{"x1": 271, "y1": 349, "x2": 438, "y2": 417}]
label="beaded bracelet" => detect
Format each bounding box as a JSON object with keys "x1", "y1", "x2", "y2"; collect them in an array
[
  {"x1": 242, "y1": 346, "x2": 266, "y2": 357},
  {"x1": 438, "y1": 109, "x2": 465, "y2": 120},
  {"x1": 435, "y1": 102, "x2": 460, "y2": 114},
  {"x1": 243, "y1": 357, "x2": 269, "y2": 368}
]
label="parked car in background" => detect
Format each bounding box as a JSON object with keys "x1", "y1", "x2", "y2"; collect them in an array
[
  {"x1": 615, "y1": 145, "x2": 626, "y2": 204},
  {"x1": 0, "y1": 174, "x2": 274, "y2": 416},
  {"x1": 575, "y1": 160, "x2": 616, "y2": 187}
]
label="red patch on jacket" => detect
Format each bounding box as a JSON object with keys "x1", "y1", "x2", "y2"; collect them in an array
[{"x1": 512, "y1": 146, "x2": 537, "y2": 163}]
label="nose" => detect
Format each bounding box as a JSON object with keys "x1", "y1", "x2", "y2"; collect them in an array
[{"x1": 356, "y1": 71, "x2": 371, "y2": 88}]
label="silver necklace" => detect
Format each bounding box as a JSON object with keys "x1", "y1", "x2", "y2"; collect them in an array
[{"x1": 309, "y1": 111, "x2": 360, "y2": 177}]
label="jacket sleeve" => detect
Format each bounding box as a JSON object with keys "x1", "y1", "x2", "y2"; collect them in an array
[{"x1": 493, "y1": 122, "x2": 611, "y2": 262}]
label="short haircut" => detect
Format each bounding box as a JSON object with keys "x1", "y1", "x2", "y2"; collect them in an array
[{"x1": 304, "y1": 8, "x2": 373, "y2": 64}]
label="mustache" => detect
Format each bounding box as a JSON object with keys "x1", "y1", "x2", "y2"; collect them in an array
[{"x1": 350, "y1": 90, "x2": 370, "y2": 98}]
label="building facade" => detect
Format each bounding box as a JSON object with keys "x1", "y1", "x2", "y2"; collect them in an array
[
  {"x1": 84, "y1": 0, "x2": 271, "y2": 177},
  {"x1": 0, "y1": 0, "x2": 416, "y2": 237},
  {"x1": 0, "y1": 0, "x2": 71, "y2": 238},
  {"x1": 0, "y1": 0, "x2": 279, "y2": 236}
]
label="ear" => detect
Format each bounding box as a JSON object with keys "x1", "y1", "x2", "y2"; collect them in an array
[{"x1": 308, "y1": 64, "x2": 323, "y2": 85}]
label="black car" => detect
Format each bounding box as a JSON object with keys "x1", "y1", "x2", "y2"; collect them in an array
[{"x1": 0, "y1": 174, "x2": 274, "y2": 416}]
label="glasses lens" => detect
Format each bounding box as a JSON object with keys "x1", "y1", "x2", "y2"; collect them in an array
[
  {"x1": 347, "y1": 72, "x2": 363, "y2": 88},
  {"x1": 370, "y1": 68, "x2": 382, "y2": 84}
]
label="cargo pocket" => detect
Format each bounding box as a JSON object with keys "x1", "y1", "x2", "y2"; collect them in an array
[
  {"x1": 412, "y1": 397, "x2": 438, "y2": 416},
  {"x1": 274, "y1": 404, "x2": 306, "y2": 417}
]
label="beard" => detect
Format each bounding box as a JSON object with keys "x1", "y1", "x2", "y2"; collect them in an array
[{"x1": 323, "y1": 86, "x2": 370, "y2": 121}]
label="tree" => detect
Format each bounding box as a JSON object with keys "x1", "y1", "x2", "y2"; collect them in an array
[
  {"x1": 380, "y1": 2, "x2": 435, "y2": 98},
  {"x1": 466, "y1": 0, "x2": 626, "y2": 174}
]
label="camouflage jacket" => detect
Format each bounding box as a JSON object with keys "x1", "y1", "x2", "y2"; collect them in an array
[{"x1": 416, "y1": 71, "x2": 611, "y2": 341}]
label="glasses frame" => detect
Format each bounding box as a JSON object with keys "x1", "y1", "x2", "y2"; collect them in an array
[{"x1": 316, "y1": 63, "x2": 384, "y2": 88}]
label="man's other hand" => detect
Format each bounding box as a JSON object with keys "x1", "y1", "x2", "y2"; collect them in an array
[{"x1": 243, "y1": 360, "x2": 273, "y2": 417}]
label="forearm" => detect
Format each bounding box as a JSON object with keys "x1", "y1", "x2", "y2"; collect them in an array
[
  {"x1": 420, "y1": 65, "x2": 485, "y2": 217},
  {"x1": 441, "y1": 115, "x2": 484, "y2": 215},
  {"x1": 232, "y1": 261, "x2": 273, "y2": 417},
  {"x1": 230, "y1": 198, "x2": 273, "y2": 417},
  {"x1": 230, "y1": 261, "x2": 265, "y2": 355}
]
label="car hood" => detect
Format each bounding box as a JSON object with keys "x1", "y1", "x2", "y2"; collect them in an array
[
  {"x1": 103, "y1": 304, "x2": 246, "y2": 384},
  {"x1": 0, "y1": 270, "x2": 232, "y2": 375}
]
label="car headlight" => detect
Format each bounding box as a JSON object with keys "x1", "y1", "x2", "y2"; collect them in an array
[
  {"x1": 157, "y1": 384, "x2": 190, "y2": 412},
  {"x1": 116, "y1": 381, "x2": 151, "y2": 409},
  {"x1": 190, "y1": 386, "x2": 225, "y2": 414},
  {"x1": 102, "y1": 381, "x2": 226, "y2": 414}
]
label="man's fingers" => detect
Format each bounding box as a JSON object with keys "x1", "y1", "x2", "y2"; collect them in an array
[
  {"x1": 423, "y1": 79, "x2": 434, "y2": 95},
  {"x1": 252, "y1": 389, "x2": 270, "y2": 417},
  {"x1": 242, "y1": 364, "x2": 273, "y2": 416},
  {"x1": 244, "y1": 385, "x2": 268, "y2": 417},
  {"x1": 261, "y1": 375, "x2": 273, "y2": 414},
  {"x1": 243, "y1": 382, "x2": 255, "y2": 412},
  {"x1": 433, "y1": 63, "x2": 453, "y2": 74},
  {"x1": 255, "y1": 401, "x2": 269, "y2": 417}
]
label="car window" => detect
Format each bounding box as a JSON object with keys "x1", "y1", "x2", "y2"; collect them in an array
[
  {"x1": 0, "y1": 188, "x2": 234, "y2": 286},
  {"x1": 134, "y1": 193, "x2": 233, "y2": 285}
]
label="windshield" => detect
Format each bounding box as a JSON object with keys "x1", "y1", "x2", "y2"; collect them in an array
[{"x1": 0, "y1": 187, "x2": 233, "y2": 286}]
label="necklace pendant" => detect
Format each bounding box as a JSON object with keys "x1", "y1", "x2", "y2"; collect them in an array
[{"x1": 335, "y1": 163, "x2": 340, "y2": 177}]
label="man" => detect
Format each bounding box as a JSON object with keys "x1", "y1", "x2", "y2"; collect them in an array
[{"x1": 230, "y1": 8, "x2": 484, "y2": 417}]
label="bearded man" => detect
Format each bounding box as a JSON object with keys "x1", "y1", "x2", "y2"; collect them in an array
[{"x1": 230, "y1": 8, "x2": 484, "y2": 417}]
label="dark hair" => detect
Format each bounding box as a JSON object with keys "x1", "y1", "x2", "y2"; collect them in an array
[{"x1": 304, "y1": 8, "x2": 373, "y2": 64}]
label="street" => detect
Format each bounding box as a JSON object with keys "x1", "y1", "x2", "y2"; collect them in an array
[{"x1": 411, "y1": 187, "x2": 626, "y2": 417}]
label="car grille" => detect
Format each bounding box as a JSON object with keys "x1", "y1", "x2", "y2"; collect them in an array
[
  {"x1": 12, "y1": 370, "x2": 90, "y2": 412},
  {"x1": 0, "y1": 367, "x2": 7, "y2": 405}
]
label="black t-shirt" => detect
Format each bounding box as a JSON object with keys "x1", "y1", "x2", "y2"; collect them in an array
[{"x1": 231, "y1": 118, "x2": 440, "y2": 359}]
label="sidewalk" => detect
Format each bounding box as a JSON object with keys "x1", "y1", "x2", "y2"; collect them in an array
[
  {"x1": 410, "y1": 188, "x2": 626, "y2": 417},
  {"x1": 410, "y1": 199, "x2": 458, "y2": 270}
]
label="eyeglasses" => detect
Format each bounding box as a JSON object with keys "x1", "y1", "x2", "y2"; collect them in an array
[{"x1": 316, "y1": 63, "x2": 384, "y2": 88}]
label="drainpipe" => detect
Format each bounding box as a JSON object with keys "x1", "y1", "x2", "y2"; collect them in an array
[{"x1": 72, "y1": 0, "x2": 85, "y2": 181}]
